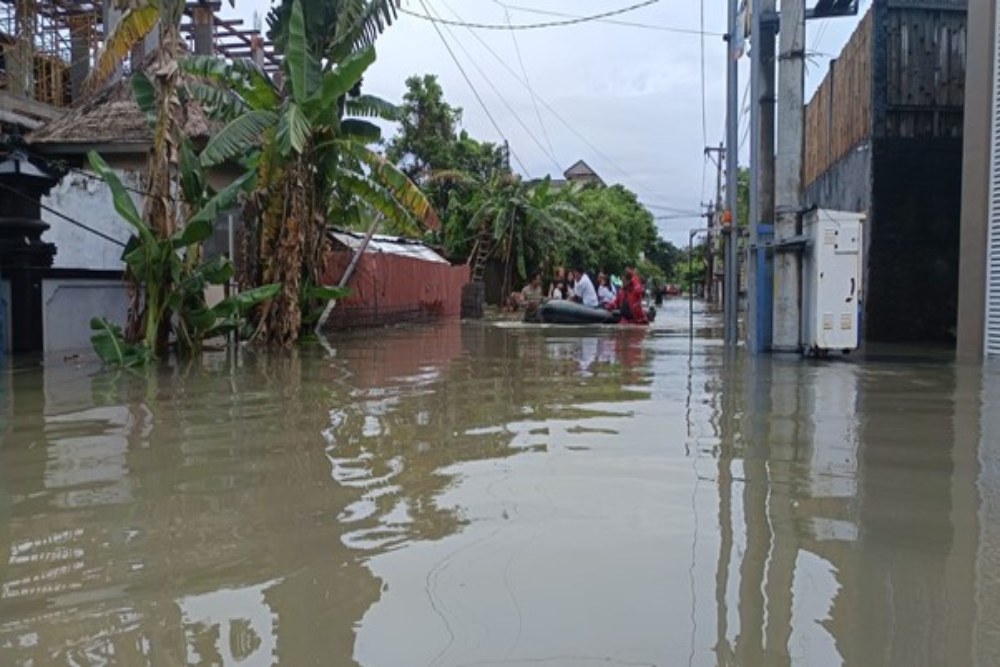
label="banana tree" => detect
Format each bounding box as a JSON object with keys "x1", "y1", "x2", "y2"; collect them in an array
[
  {"x1": 185, "y1": 0, "x2": 434, "y2": 346},
  {"x1": 88, "y1": 149, "x2": 278, "y2": 361},
  {"x1": 266, "y1": 0, "x2": 400, "y2": 66},
  {"x1": 84, "y1": 0, "x2": 198, "y2": 349}
]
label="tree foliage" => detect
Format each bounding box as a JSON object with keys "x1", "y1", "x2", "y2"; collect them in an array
[
  {"x1": 184, "y1": 0, "x2": 431, "y2": 346},
  {"x1": 385, "y1": 72, "x2": 687, "y2": 295}
]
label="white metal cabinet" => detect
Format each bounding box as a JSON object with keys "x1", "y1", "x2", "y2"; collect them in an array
[{"x1": 802, "y1": 209, "x2": 864, "y2": 353}]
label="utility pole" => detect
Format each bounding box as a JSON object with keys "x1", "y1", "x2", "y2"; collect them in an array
[
  {"x1": 723, "y1": 0, "x2": 740, "y2": 346},
  {"x1": 705, "y1": 144, "x2": 725, "y2": 305},
  {"x1": 747, "y1": 0, "x2": 777, "y2": 353},
  {"x1": 772, "y1": 0, "x2": 806, "y2": 352}
]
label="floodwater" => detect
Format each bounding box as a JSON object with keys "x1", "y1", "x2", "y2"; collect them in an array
[{"x1": 1, "y1": 299, "x2": 999, "y2": 667}]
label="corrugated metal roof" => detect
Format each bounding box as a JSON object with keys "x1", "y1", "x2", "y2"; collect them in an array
[{"x1": 330, "y1": 230, "x2": 450, "y2": 265}]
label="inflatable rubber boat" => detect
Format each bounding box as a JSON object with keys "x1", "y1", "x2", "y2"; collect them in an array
[{"x1": 536, "y1": 301, "x2": 622, "y2": 325}]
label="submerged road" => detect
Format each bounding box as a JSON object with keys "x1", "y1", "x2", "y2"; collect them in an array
[{"x1": 0, "y1": 298, "x2": 998, "y2": 666}]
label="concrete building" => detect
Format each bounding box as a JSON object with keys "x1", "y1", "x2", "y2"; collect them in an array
[
  {"x1": 0, "y1": 1, "x2": 277, "y2": 355},
  {"x1": 956, "y1": 0, "x2": 998, "y2": 359},
  {"x1": 803, "y1": 0, "x2": 968, "y2": 345}
]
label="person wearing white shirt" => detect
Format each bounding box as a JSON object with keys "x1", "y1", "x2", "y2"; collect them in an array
[
  {"x1": 596, "y1": 273, "x2": 616, "y2": 308},
  {"x1": 571, "y1": 268, "x2": 599, "y2": 308}
]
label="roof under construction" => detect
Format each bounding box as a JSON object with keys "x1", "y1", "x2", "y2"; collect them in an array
[{"x1": 0, "y1": 0, "x2": 279, "y2": 130}]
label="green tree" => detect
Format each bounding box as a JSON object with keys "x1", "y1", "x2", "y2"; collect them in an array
[
  {"x1": 266, "y1": 0, "x2": 399, "y2": 64},
  {"x1": 387, "y1": 75, "x2": 461, "y2": 180},
  {"x1": 84, "y1": 0, "x2": 208, "y2": 353},
  {"x1": 645, "y1": 238, "x2": 684, "y2": 282},
  {"x1": 563, "y1": 184, "x2": 657, "y2": 275},
  {"x1": 459, "y1": 175, "x2": 578, "y2": 293},
  {"x1": 187, "y1": 0, "x2": 433, "y2": 346}
]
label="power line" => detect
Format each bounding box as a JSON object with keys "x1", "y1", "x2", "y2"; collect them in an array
[
  {"x1": 646, "y1": 203, "x2": 704, "y2": 214},
  {"x1": 498, "y1": 2, "x2": 723, "y2": 37},
  {"x1": 699, "y1": 0, "x2": 708, "y2": 148},
  {"x1": 0, "y1": 181, "x2": 127, "y2": 248},
  {"x1": 656, "y1": 214, "x2": 703, "y2": 221},
  {"x1": 428, "y1": 0, "x2": 561, "y2": 174},
  {"x1": 416, "y1": 0, "x2": 529, "y2": 174},
  {"x1": 436, "y1": 5, "x2": 670, "y2": 203},
  {"x1": 3, "y1": 141, "x2": 151, "y2": 199},
  {"x1": 737, "y1": 77, "x2": 751, "y2": 154},
  {"x1": 493, "y1": 0, "x2": 560, "y2": 168},
  {"x1": 399, "y1": 0, "x2": 660, "y2": 31}
]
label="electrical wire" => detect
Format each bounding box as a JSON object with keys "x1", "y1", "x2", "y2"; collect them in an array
[
  {"x1": 737, "y1": 78, "x2": 751, "y2": 154},
  {"x1": 498, "y1": 2, "x2": 723, "y2": 37},
  {"x1": 436, "y1": 6, "x2": 669, "y2": 203},
  {"x1": 699, "y1": 0, "x2": 708, "y2": 148},
  {"x1": 647, "y1": 203, "x2": 704, "y2": 214},
  {"x1": 399, "y1": 0, "x2": 660, "y2": 31},
  {"x1": 416, "y1": 0, "x2": 530, "y2": 174},
  {"x1": 493, "y1": 0, "x2": 560, "y2": 168},
  {"x1": 0, "y1": 181, "x2": 127, "y2": 248},
  {"x1": 2, "y1": 141, "x2": 151, "y2": 199},
  {"x1": 428, "y1": 0, "x2": 561, "y2": 173}
]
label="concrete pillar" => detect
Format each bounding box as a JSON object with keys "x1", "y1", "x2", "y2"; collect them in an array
[
  {"x1": 102, "y1": 0, "x2": 124, "y2": 85},
  {"x1": 772, "y1": 0, "x2": 806, "y2": 352},
  {"x1": 68, "y1": 15, "x2": 92, "y2": 103},
  {"x1": 956, "y1": 0, "x2": 997, "y2": 361},
  {"x1": 8, "y1": 0, "x2": 35, "y2": 98},
  {"x1": 191, "y1": 3, "x2": 218, "y2": 56},
  {"x1": 250, "y1": 34, "x2": 265, "y2": 68}
]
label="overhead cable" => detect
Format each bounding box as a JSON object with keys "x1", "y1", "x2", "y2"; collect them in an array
[
  {"x1": 0, "y1": 181, "x2": 127, "y2": 248},
  {"x1": 400, "y1": 0, "x2": 660, "y2": 31},
  {"x1": 438, "y1": 6, "x2": 669, "y2": 202},
  {"x1": 699, "y1": 0, "x2": 708, "y2": 148},
  {"x1": 416, "y1": 0, "x2": 530, "y2": 174},
  {"x1": 499, "y1": 2, "x2": 723, "y2": 37},
  {"x1": 427, "y1": 0, "x2": 561, "y2": 173},
  {"x1": 491, "y1": 0, "x2": 560, "y2": 167}
]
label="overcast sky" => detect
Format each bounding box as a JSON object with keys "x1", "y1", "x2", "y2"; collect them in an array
[{"x1": 225, "y1": 0, "x2": 870, "y2": 245}]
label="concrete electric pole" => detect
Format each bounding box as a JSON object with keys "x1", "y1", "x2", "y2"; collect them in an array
[
  {"x1": 724, "y1": 0, "x2": 740, "y2": 346},
  {"x1": 747, "y1": 0, "x2": 777, "y2": 353},
  {"x1": 772, "y1": 0, "x2": 806, "y2": 352}
]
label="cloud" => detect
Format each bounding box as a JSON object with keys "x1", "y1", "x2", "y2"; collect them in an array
[{"x1": 224, "y1": 0, "x2": 867, "y2": 246}]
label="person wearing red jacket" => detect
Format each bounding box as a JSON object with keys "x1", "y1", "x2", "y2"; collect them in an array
[{"x1": 615, "y1": 267, "x2": 649, "y2": 325}]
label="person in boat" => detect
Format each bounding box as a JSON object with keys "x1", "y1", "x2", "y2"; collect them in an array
[
  {"x1": 615, "y1": 266, "x2": 649, "y2": 324},
  {"x1": 571, "y1": 267, "x2": 599, "y2": 308},
  {"x1": 549, "y1": 267, "x2": 566, "y2": 299},
  {"x1": 596, "y1": 273, "x2": 616, "y2": 309},
  {"x1": 508, "y1": 274, "x2": 544, "y2": 312}
]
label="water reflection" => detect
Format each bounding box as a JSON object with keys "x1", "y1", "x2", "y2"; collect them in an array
[{"x1": 0, "y1": 311, "x2": 998, "y2": 666}]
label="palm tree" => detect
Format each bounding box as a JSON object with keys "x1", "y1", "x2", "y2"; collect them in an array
[
  {"x1": 466, "y1": 176, "x2": 579, "y2": 297},
  {"x1": 185, "y1": 0, "x2": 434, "y2": 346}
]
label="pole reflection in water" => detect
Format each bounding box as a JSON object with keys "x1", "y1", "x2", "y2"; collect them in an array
[{"x1": 0, "y1": 304, "x2": 998, "y2": 666}]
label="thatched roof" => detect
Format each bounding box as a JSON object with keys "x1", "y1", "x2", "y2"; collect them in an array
[{"x1": 27, "y1": 70, "x2": 212, "y2": 150}]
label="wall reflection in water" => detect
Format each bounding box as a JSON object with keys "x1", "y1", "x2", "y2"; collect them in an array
[{"x1": 702, "y1": 347, "x2": 1000, "y2": 667}]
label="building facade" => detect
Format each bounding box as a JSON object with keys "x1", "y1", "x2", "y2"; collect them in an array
[
  {"x1": 804, "y1": 0, "x2": 968, "y2": 345},
  {"x1": 957, "y1": 0, "x2": 999, "y2": 359}
]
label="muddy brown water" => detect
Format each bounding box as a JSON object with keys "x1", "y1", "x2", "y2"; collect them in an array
[{"x1": 1, "y1": 300, "x2": 999, "y2": 666}]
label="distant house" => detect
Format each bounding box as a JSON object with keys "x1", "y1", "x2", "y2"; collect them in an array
[
  {"x1": 532, "y1": 159, "x2": 606, "y2": 190},
  {"x1": 561, "y1": 159, "x2": 605, "y2": 187}
]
